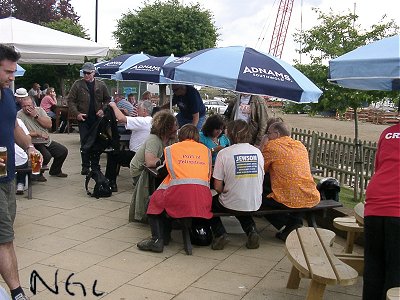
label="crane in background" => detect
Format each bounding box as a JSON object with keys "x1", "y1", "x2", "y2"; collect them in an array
[{"x1": 268, "y1": 0, "x2": 295, "y2": 58}]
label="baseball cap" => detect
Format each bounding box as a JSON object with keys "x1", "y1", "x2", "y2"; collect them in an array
[
  {"x1": 14, "y1": 88, "x2": 29, "y2": 97},
  {"x1": 82, "y1": 62, "x2": 95, "y2": 72}
]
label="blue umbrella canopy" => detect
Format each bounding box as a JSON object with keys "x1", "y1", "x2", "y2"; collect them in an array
[
  {"x1": 115, "y1": 55, "x2": 176, "y2": 83},
  {"x1": 15, "y1": 64, "x2": 25, "y2": 77},
  {"x1": 328, "y1": 35, "x2": 400, "y2": 91},
  {"x1": 162, "y1": 46, "x2": 322, "y2": 103},
  {"x1": 95, "y1": 53, "x2": 152, "y2": 78}
]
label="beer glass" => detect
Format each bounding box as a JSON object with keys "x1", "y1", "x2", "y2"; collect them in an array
[
  {"x1": 0, "y1": 147, "x2": 7, "y2": 178},
  {"x1": 30, "y1": 152, "x2": 42, "y2": 175}
]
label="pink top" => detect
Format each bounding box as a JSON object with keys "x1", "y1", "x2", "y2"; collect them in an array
[
  {"x1": 365, "y1": 123, "x2": 400, "y2": 217},
  {"x1": 40, "y1": 95, "x2": 57, "y2": 113}
]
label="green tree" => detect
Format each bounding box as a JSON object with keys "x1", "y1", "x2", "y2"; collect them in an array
[
  {"x1": 292, "y1": 8, "x2": 399, "y2": 201},
  {"x1": 0, "y1": 0, "x2": 79, "y2": 23},
  {"x1": 113, "y1": 0, "x2": 218, "y2": 57}
]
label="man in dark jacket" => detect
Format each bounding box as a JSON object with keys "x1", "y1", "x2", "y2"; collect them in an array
[{"x1": 68, "y1": 62, "x2": 111, "y2": 175}]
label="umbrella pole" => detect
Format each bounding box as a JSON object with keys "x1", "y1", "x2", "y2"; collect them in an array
[{"x1": 169, "y1": 84, "x2": 173, "y2": 112}]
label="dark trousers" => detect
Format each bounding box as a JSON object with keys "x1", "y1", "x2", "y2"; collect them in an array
[
  {"x1": 35, "y1": 141, "x2": 68, "y2": 175},
  {"x1": 363, "y1": 216, "x2": 400, "y2": 300},
  {"x1": 210, "y1": 196, "x2": 256, "y2": 237},
  {"x1": 105, "y1": 150, "x2": 135, "y2": 183},
  {"x1": 15, "y1": 161, "x2": 29, "y2": 184},
  {"x1": 78, "y1": 121, "x2": 100, "y2": 170},
  {"x1": 262, "y1": 173, "x2": 303, "y2": 231},
  {"x1": 262, "y1": 197, "x2": 304, "y2": 231}
]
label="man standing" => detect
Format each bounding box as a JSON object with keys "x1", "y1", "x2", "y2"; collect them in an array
[
  {"x1": 18, "y1": 97, "x2": 68, "y2": 178},
  {"x1": 105, "y1": 100, "x2": 153, "y2": 192},
  {"x1": 68, "y1": 62, "x2": 111, "y2": 175},
  {"x1": 163, "y1": 84, "x2": 206, "y2": 130},
  {"x1": 229, "y1": 94, "x2": 269, "y2": 146},
  {"x1": 0, "y1": 44, "x2": 36, "y2": 300}
]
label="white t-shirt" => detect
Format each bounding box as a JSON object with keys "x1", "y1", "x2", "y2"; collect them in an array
[
  {"x1": 213, "y1": 143, "x2": 264, "y2": 211},
  {"x1": 15, "y1": 118, "x2": 30, "y2": 166},
  {"x1": 234, "y1": 95, "x2": 251, "y2": 122},
  {"x1": 126, "y1": 116, "x2": 152, "y2": 152}
]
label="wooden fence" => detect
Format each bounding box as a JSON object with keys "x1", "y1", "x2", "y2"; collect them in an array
[{"x1": 291, "y1": 128, "x2": 377, "y2": 200}]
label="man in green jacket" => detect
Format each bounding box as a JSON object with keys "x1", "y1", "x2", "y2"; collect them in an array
[
  {"x1": 228, "y1": 94, "x2": 269, "y2": 146},
  {"x1": 67, "y1": 62, "x2": 111, "y2": 175}
]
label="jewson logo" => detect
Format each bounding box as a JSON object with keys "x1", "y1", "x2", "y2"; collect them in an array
[{"x1": 243, "y1": 66, "x2": 292, "y2": 82}]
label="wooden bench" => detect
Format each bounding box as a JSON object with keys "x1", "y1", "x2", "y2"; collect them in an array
[
  {"x1": 285, "y1": 227, "x2": 358, "y2": 300},
  {"x1": 333, "y1": 216, "x2": 363, "y2": 253},
  {"x1": 180, "y1": 200, "x2": 342, "y2": 255}
]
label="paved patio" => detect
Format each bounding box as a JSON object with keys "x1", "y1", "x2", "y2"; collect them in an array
[{"x1": 1, "y1": 133, "x2": 364, "y2": 299}]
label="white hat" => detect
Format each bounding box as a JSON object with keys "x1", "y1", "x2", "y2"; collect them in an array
[{"x1": 14, "y1": 88, "x2": 29, "y2": 98}]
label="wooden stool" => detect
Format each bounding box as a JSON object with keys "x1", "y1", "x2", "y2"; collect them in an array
[
  {"x1": 333, "y1": 216, "x2": 364, "y2": 253},
  {"x1": 387, "y1": 287, "x2": 400, "y2": 300}
]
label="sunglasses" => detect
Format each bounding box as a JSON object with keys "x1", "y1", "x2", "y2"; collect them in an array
[{"x1": 83, "y1": 71, "x2": 93, "y2": 75}]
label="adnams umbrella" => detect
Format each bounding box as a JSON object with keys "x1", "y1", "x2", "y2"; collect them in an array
[
  {"x1": 162, "y1": 46, "x2": 322, "y2": 103},
  {"x1": 328, "y1": 35, "x2": 400, "y2": 91},
  {"x1": 96, "y1": 53, "x2": 152, "y2": 78},
  {"x1": 115, "y1": 55, "x2": 176, "y2": 83}
]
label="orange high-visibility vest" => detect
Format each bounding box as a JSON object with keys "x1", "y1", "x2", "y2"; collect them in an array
[{"x1": 158, "y1": 140, "x2": 212, "y2": 190}]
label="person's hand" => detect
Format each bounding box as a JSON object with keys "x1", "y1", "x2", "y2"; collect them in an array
[
  {"x1": 96, "y1": 109, "x2": 104, "y2": 117},
  {"x1": 109, "y1": 102, "x2": 116, "y2": 108},
  {"x1": 25, "y1": 105, "x2": 38, "y2": 118},
  {"x1": 41, "y1": 132, "x2": 49, "y2": 140},
  {"x1": 0, "y1": 157, "x2": 4, "y2": 167},
  {"x1": 77, "y1": 113, "x2": 87, "y2": 122}
]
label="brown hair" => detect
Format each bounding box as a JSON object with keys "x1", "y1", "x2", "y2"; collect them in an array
[
  {"x1": 150, "y1": 110, "x2": 176, "y2": 139},
  {"x1": 178, "y1": 124, "x2": 199, "y2": 142},
  {"x1": 46, "y1": 87, "x2": 55, "y2": 95},
  {"x1": 226, "y1": 120, "x2": 252, "y2": 144}
]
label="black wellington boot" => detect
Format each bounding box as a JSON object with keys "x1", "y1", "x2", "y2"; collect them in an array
[{"x1": 137, "y1": 215, "x2": 164, "y2": 253}]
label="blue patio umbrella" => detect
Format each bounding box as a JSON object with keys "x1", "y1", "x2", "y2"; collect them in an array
[
  {"x1": 15, "y1": 63, "x2": 25, "y2": 77},
  {"x1": 162, "y1": 46, "x2": 322, "y2": 103},
  {"x1": 328, "y1": 35, "x2": 400, "y2": 91},
  {"x1": 115, "y1": 55, "x2": 176, "y2": 83},
  {"x1": 95, "y1": 53, "x2": 153, "y2": 78}
]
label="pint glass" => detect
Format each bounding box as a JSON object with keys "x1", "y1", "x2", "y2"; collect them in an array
[
  {"x1": 30, "y1": 152, "x2": 41, "y2": 175},
  {"x1": 0, "y1": 147, "x2": 7, "y2": 178}
]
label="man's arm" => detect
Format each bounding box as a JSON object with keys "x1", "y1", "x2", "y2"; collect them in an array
[
  {"x1": 14, "y1": 121, "x2": 34, "y2": 155},
  {"x1": 192, "y1": 112, "x2": 199, "y2": 127},
  {"x1": 213, "y1": 178, "x2": 224, "y2": 194},
  {"x1": 109, "y1": 102, "x2": 127, "y2": 124}
]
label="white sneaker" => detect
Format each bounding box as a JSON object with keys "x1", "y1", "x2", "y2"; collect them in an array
[{"x1": 16, "y1": 183, "x2": 24, "y2": 195}]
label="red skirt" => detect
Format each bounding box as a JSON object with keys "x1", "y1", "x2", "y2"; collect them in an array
[{"x1": 147, "y1": 184, "x2": 213, "y2": 219}]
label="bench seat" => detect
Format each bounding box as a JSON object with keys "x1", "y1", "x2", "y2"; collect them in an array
[{"x1": 179, "y1": 200, "x2": 342, "y2": 255}]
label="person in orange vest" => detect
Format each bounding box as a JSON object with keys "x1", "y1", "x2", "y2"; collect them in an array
[{"x1": 137, "y1": 124, "x2": 213, "y2": 253}]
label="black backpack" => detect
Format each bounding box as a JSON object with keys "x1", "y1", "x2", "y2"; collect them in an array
[
  {"x1": 81, "y1": 105, "x2": 120, "y2": 155},
  {"x1": 85, "y1": 169, "x2": 112, "y2": 199}
]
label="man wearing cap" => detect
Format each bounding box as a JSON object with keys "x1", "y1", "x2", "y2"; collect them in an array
[
  {"x1": 14, "y1": 87, "x2": 28, "y2": 111},
  {"x1": 67, "y1": 62, "x2": 111, "y2": 175}
]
